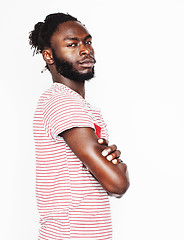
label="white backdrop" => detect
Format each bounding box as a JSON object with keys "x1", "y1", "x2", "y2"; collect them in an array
[{"x1": 0, "y1": 0, "x2": 184, "y2": 239}]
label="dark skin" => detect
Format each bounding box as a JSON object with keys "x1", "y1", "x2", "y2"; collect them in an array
[{"x1": 42, "y1": 21, "x2": 130, "y2": 197}]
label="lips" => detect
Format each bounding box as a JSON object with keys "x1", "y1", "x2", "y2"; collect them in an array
[{"x1": 79, "y1": 58, "x2": 95, "y2": 68}]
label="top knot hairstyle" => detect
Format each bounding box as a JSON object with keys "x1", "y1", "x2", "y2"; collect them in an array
[{"x1": 29, "y1": 12, "x2": 79, "y2": 56}]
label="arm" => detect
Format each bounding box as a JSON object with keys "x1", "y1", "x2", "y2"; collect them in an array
[{"x1": 60, "y1": 127, "x2": 130, "y2": 198}]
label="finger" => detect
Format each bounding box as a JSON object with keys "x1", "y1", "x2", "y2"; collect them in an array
[
  {"x1": 98, "y1": 138, "x2": 109, "y2": 145},
  {"x1": 106, "y1": 150, "x2": 121, "y2": 161},
  {"x1": 101, "y1": 144, "x2": 117, "y2": 157},
  {"x1": 112, "y1": 158, "x2": 120, "y2": 164},
  {"x1": 112, "y1": 158, "x2": 123, "y2": 164},
  {"x1": 112, "y1": 159, "x2": 119, "y2": 164}
]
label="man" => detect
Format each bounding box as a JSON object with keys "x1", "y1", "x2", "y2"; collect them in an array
[{"x1": 30, "y1": 13, "x2": 129, "y2": 240}]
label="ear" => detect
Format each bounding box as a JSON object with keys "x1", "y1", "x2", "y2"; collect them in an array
[{"x1": 42, "y1": 49, "x2": 54, "y2": 65}]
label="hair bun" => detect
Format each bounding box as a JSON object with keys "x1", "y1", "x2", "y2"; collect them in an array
[
  {"x1": 29, "y1": 22, "x2": 44, "y2": 55},
  {"x1": 29, "y1": 13, "x2": 78, "y2": 57}
]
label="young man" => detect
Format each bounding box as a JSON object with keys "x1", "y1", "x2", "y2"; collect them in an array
[{"x1": 30, "y1": 13, "x2": 129, "y2": 240}]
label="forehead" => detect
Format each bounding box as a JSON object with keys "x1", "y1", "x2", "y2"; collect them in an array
[{"x1": 52, "y1": 21, "x2": 90, "y2": 41}]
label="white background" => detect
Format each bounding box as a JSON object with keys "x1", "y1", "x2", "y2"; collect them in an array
[{"x1": 0, "y1": 0, "x2": 184, "y2": 239}]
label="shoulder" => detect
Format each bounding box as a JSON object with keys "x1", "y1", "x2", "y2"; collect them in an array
[
  {"x1": 42, "y1": 85, "x2": 92, "y2": 122},
  {"x1": 42, "y1": 84, "x2": 84, "y2": 111}
]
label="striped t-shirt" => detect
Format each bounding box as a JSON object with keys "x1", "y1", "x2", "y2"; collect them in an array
[{"x1": 33, "y1": 82, "x2": 112, "y2": 240}]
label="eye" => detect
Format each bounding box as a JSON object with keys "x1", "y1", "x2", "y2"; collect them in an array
[
  {"x1": 67, "y1": 43, "x2": 78, "y2": 47},
  {"x1": 86, "y1": 40, "x2": 92, "y2": 45}
]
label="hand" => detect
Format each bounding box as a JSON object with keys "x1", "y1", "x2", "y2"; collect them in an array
[
  {"x1": 62, "y1": 127, "x2": 129, "y2": 196},
  {"x1": 98, "y1": 138, "x2": 122, "y2": 165}
]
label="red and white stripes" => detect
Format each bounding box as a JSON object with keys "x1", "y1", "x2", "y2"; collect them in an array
[{"x1": 33, "y1": 83, "x2": 112, "y2": 239}]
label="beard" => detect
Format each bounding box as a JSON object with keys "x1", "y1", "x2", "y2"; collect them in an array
[{"x1": 52, "y1": 49, "x2": 95, "y2": 82}]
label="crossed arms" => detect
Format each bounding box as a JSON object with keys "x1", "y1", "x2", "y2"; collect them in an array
[{"x1": 60, "y1": 127, "x2": 130, "y2": 198}]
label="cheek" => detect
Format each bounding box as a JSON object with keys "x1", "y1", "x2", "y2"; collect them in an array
[
  {"x1": 67, "y1": 53, "x2": 77, "y2": 61},
  {"x1": 53, "y1": 45, "x2": 77, "y2": 62},
  {"x1": 60, "y1": 48, "x2": 78, "y2": 61},
  {"x1": 63, "y1": 50, "x2": 78, "y2": 63},
  {"x1": 89, "y1": 46, "x2": 95, "y2": 54}
]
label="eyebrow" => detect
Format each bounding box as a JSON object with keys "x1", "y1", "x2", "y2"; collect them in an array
[
  {"x1": 84, "y1": 34, "x2": 92, "y2": 41},
  {"x1": 64, "y1": 34, "x2": 92, "y2": 41}
]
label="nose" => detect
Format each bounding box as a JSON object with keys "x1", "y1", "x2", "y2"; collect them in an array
[{"x1": 79, "y1": 43, "x2": 91, "y2": 56}]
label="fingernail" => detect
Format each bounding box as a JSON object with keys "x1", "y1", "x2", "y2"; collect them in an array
[
  {"x1": 98, "y1": 139, "x2": 103, "y2": 144},
  {"x1": 102, "y1": 150, "x2": 108, "y2": 157},
  {"x1": 107, "y1": 155, "x2": 113, "y2": 161},
  {"x1": 112, "y1": 159, "x2": 118, "y2": 164}
]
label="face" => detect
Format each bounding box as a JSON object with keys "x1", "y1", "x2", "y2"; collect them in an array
[{"x1": 50, "y1": 21, "x2": 96, "y2": 81}]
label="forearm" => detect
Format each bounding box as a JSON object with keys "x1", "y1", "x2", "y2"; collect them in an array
[
  {"x1": 71, "y1": 136, "x2": 129, "y2": 196},
  {"x1": 61, "y1": 127, "x2": 130, "y2": 196},
  {"x1": 112, "y1": 162, "x2": 130, "y2": 197},
  {"x1": 91, "y1": 141, "x2": 130, "y2": 197}
]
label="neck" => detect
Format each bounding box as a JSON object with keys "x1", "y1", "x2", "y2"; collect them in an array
[{"x1": 51, "y1": 68, "x2": 85, "y2": 98}]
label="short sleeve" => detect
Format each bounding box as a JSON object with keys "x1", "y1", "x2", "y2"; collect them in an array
[{"x1": 43, "y1": 94, "x2": 95, "y2": 140}]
